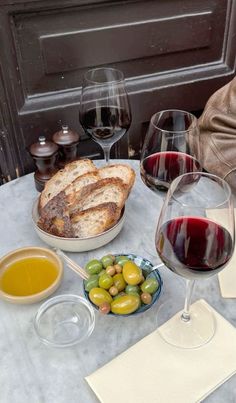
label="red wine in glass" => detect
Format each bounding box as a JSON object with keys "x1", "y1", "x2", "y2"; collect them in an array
[
  {"x1": 140, "y1": 110, "x2": 201, "y2": 192},
  {"x1": 156, "y1": 216, "x2": 233, "y2": 280},
  {"x1": 140, "y1": 151, "x2": 201, "y2": 192},
  {"x1": 80, "y1": 106, "x2": 130, "y2": 145}
]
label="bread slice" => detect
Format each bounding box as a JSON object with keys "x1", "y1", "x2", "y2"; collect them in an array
[
  {"x1": 64, "y1": 171, "x2": 101, "y2": 206},
  {"x1": 99, "y1": 163, "x2": 135, "y2": 192},
  {"x1": 39, "y1": 159, "x2": 97, "y2": 210},
  {"x1": 71, "y1": 202, "x2": 121, "y2": 238},
  {"x1": 37, "y1": 191, "x2": 74, "y2": 238},
  {"x1": 69, "y1": 178, "x2": 128, "y2": 213}
]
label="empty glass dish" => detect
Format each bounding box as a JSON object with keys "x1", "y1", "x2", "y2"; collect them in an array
[{"x1": 34, "y1": 294, "x2": 95, "y2": 348}]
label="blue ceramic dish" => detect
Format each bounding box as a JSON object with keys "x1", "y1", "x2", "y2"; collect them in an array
[{"x1": 83, "y1": 253, "x2": 163, "y2": 316}]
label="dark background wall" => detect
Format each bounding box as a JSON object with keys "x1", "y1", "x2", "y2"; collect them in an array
[{"x1": 0, "y1": 0, "x2": 236, "y2": 182}]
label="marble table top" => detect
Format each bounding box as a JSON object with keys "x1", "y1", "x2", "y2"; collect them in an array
[{"x1": 0, "y1": 160, "x2": 235, "y2": 403}]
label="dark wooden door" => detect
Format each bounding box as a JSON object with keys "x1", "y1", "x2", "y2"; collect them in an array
[{"x1": 0, "y1": 0, "x2": 236, "y2": 180}]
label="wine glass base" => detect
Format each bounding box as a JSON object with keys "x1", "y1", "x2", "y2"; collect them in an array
[{"x1": 157, "y1": 299, "x2": 216, "y2": 349}]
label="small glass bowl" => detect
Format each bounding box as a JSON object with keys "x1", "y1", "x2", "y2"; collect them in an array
[{"x1": 34, "y1": 294, "x2": 95, "y2": 348}]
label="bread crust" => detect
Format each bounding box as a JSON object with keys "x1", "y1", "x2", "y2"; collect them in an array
[
  {"x1": 98, "y1": 163, "x2": 135, "y2": 192},
  {"x1": 39, "y1": 159, "x2": 97, "y2": 210},
  {"x1": 37, "y1": 191, "x2": 74, "y2": 237}
]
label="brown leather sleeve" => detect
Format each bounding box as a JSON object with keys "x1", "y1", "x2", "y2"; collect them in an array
[{"x1": 198, "y1": 76, "x2": 236, "y2": 191}]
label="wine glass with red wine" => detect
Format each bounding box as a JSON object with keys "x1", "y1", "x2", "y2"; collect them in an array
[
  {"x1": 155, "y1": 172, "x2": 235, "y2": 348},
  {"x1": 79, "y1": 67, "x2": 131, "y2": 164},
  {"x1": 140, "y1": 109, "x2": 201, "y2": 258},
  {"x1": 140, "y1": 109, "x2": 201, "y2": 193}
]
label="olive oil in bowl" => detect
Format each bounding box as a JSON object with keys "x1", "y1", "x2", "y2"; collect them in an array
[
  {"x1": 0, "y1": 247, "x2": 63, "y2": 304},
  {"x1": 1, "y1": 257, "x2": 58, "y2": 296}
]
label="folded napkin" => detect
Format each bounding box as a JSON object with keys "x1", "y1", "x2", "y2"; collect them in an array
[
  {"x1": 207, "y1": 208, "x2": 236, "y2": 298},
  {"x1": 86, "y1": 300, "x2": 236, "y2": 403}
]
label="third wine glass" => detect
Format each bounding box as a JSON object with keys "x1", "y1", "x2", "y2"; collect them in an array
[
  {"x1": 79, "y1": 67, "x2": 131, "y2": 164},
  {"x1": 140, "y1": 109, "x2": 201, "y2": 193}
]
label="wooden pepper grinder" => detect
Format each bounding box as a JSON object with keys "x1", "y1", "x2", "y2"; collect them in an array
[
  {"x1": 29, "y1": 135, "x2": 59, "y2": 192},
  {"x1": 52, "y1": 125, "x2": 80, "y2": 168}
]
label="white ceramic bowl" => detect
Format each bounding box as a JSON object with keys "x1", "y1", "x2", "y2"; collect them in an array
[{"x1": 32, "y1": 198, "x2": 125, "y2": 252}]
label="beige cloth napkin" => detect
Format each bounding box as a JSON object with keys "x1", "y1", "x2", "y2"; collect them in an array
[
  {"x1": 86, "y1": 300, "x2": 236, "y2": 403},
  {"x1": 207, "y1": 208, "x2": 236, "y2": 298}
]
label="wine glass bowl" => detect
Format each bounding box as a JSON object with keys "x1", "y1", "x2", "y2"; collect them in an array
[
  {"x1": 79, "y1": 67, "x2": 131, "y2": 164},
  {"x1": 140, "y1": 109, "x2": 201, "y2": 192},
  {"x1": 155, "y1": 172, "x2": 235, "y2": 348},
  {"x1": 139, "y1": 109, "x2": 201, "y2": 259}
]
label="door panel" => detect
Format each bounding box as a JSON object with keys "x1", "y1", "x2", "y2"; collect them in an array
[{"x1": 0, "y1": 0, "x2": 235, "y2": 177}]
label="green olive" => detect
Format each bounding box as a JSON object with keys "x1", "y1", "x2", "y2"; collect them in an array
[
  {"x1": 89, "y1": 287, "x2": 112, "y2": 307},
  {"x1": 98, "y1": 273, "x2": 114, "y2": 290},
  {"x1": 111, "y1": 294, "x2": 141, "y2": 315},
  {"x1": 85, "y1": 259, "x2": 103, "y2": 275},
  {"x1": 113, "y1": 273, "x2": 126, "y2": 291},
  {"x1": 115, "y1": 256, "x2": 130, "y2": 267},
  {"x1": 125, "y1": 284, "x2": 140, "y2": 295},
  {"x1": 141, "y1": 277, "x2": 159, "y2": 294},
  {"x1": 84, "y1": 275, "x2": 99, "y2": 292},
  {"x1": 122, "y1": 261, "x2": 142, "y2": 285},
  {"x1": 113, "y1": 291, "x2": 126, "y2": 300},
  {"x1": 98, "y1": 269, "x2": 106, "y2": 277},
  {"x1": 101, "y1": 255, "x2": 115, "y2": 268}
]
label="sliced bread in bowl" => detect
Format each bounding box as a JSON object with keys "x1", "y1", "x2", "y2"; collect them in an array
[{"x1": 36, "y1": 160, "x2": 135, "y2": 239}]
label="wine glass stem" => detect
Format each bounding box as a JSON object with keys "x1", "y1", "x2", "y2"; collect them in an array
[
  {"x1": 103, "y1": 145, "x2": 112, "y2": 164},
  {"x1": 181, "y1": 279, "x2": 195, "y2": 322}
]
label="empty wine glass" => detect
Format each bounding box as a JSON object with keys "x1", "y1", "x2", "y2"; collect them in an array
[
  {"x1": 79, "y1": 67, "x2": 132, "y2": 164},
  {"x1": 140, "y1": 109, "x2": 201, "y2": 192},
  {"x1": 155, "y1": 172, "x2": 235, "y2": 348}
]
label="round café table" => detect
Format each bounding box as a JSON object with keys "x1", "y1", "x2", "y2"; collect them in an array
[{"x1": 0, "y1": 160, "x2": 235, "y2": 403}]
